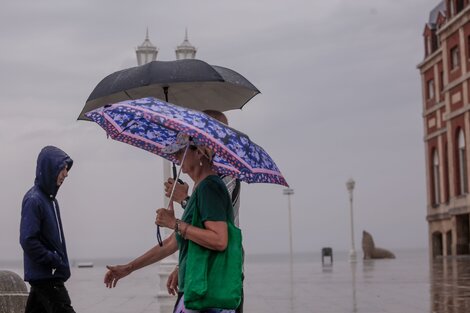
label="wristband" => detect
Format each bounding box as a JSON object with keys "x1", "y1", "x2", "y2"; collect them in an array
[{"x1": 174, "y1": 219, "x2": 180, "y2": 233}]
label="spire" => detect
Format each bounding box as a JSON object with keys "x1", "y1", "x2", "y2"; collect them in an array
[
  {"x1": 175, "y1": 28, "x2": 197, "y2": 60},
  {"x1": 136, "y1": 29, "x2": 158, "y2": 65}
]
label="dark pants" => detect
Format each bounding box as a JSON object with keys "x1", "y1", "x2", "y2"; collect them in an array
[{"x1": 25, "y1": 281, "x2": 76, "y2": 313}]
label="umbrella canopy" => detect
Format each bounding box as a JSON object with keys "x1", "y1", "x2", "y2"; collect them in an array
[
  {"x1": 79, "y1": 59, "x2": 260, "y2": 120},
  {"x1": 85, "y1": 97, "x2": 288, "y2": 187}
]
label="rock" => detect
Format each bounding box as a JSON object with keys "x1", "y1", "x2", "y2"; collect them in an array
[
  {"x1": 362, "y1": 230, "x2": 395, "y2": 259},
  {"x1": 0, "y1": 270, "x2": 28, "y2": 313}
]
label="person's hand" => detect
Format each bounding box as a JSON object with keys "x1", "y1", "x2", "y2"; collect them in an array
[
  {"x1": 166, "y1": 266, "x2": 179, "y2": 295},
  {"x1": 104, "y1": 264, "x2": 133, "y2": 288},
  {"x1": 164, "y1": 178, "x2": 189, "y2": 203},
  {"x1": 156, "y1": 205, "x2": 177, "y2": 229}
]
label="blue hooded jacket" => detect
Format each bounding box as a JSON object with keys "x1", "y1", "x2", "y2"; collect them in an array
[{"x1": 20, "y1": 146, "x2": 73, "y2": 283}]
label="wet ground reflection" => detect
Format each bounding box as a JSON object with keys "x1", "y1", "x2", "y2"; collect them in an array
[
  {"x1": 244, "y1": 251, "x2": 470, "y2": 312},
  {"x1": 5, "y1": 251, "x2": 470, "y2": 312},
  {"x1": 431, "y1": 258, "x2": 470, "y2": 312}
]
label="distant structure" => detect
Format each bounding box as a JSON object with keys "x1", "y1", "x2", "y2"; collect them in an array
[
  {"x1": 418, "y1": 1, "x2": 470, "y2": 258},
  {"x1": 135, "y1": 28, "x2": 158, "y2": 65},
  {"x1": 175, "y1": 28, "x2": 197, "y2": 60},
  {"x1": 321, "y1": 247, "x2": 333, "y2": 264},
  {"x1": 361, "y1": 231, "x2": 395, "y2": 259},
  {"x1": 136, "y1": 28, "x2": 197, "y2": 64}
]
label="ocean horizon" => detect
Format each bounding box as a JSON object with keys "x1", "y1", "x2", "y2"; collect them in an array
[{"x1": 0, "y1": 248, "x2": 427, "y2": 269}]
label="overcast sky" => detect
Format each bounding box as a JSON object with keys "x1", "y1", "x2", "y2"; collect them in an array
[{"x1": 0, "y1": 0, "x2": 434, "y2": 261}]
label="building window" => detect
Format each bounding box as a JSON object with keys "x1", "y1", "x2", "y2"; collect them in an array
[
  {"x1": 428, "y1": 79, "x2": 435, "y2": 99},
  {"x1": 433, "y1": 150, "x2": 440, "y2": 206},
  {"x1": 427, "y1": 36, "x2": 432, "y2": 56},
  {"x1": 467, "y1": 35, "x2": 470, "y2": 60},
  {"x1": 439, "y1": 71, "x2": 444, "y2": 94},
  {"x1": 426, "y1": 33, "x2": 438, "y2": 56},
  {"x1": 456, "y1": 0, "x2": 464, "y2": 13},
  {"x1": 458, "y1": 129, "x2": 468, "y2": 195},
  {"x1": 444, "y1": 142, "x2": 450, "y2": 202},
  {"x1": 451, "y1": 46, "x2": 460, "y2": 69}
]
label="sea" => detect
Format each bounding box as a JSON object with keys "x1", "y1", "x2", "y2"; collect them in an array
[{"x1": 2, "y1": 249, "x2": 470, "y2": 313}]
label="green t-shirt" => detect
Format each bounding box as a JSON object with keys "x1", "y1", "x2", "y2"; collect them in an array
[{"x1": 177, "y1": 175, "x2": 233, "y2": 292}]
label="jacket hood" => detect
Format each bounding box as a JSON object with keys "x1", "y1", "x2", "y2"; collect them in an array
[{"x1": 34, "y1": 146, "x2": 73, "y2": 198}]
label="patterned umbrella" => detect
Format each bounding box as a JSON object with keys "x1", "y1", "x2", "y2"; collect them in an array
[{"x1": 85, "y1": 97, "x2": 288, "y2": 187}]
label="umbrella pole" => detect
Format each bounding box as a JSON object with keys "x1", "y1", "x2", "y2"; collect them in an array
[
  {"x1": 156, "y1": 144, "x2": 189, "y2": 246},
  {"x1": 163, "y1": 86, "x2": 181, "y2": 186},
  {"x1": 157, "y1": 85, "x2": 175, "y2": 245},
  {"x1": 163, "y1": 86, "x2": 169, "y2": 102},
  {"x1": 162, "y1": 85, "x2": 185, "y2": 207},
  {"x1": 166, "y1": 144, "x2": 189, "y2": 210}
]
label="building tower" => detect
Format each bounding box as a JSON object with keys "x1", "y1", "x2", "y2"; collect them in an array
[
  {"x1": 175, "y1": 28, "x2": 197, "y2": 60},
  {"x1": 418, "y1": 1, "x2": 470, "y2": 258},
  {"x1": 136, "y1": 28, "x2": 158, "y2": 65}
]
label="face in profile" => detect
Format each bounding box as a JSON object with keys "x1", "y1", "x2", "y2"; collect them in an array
[
  {"x1": 57, "y1": 167, "x2": 69, "y2": 186},
  {"x1": 175, "y1": 145, "x2": 199, "y2": 174}
]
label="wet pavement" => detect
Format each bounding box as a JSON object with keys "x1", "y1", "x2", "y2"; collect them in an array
[
  {"x1": 242, "y1": 251, "x2": 470, "y2": 313},
  {"x1": 4, "y1": 250, "x2": 470, "y2": 312},
  {"x1": 430, "y1": 258, "x2": 470, "y2": 313}
]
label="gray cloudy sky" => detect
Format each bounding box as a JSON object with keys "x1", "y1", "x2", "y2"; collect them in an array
[{"x1": 0, "y1": 0, "x2": 432, "y2": 261}]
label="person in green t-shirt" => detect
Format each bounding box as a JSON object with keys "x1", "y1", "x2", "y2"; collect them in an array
[
  {"x1": 164, "y1": 110, "x2": 244, "y2": 313},
  {"x1": 104, "y1": 134, "x2": 239, "y2": 313}
]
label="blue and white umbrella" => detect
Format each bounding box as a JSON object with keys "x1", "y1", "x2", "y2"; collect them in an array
[{"x1": 85, "y1": 97, "x2": 288, "y2": 187}]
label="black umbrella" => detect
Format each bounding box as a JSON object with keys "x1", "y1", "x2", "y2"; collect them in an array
[{"x1": 78, "y1": 59, "x2": 260, "y2": 120}]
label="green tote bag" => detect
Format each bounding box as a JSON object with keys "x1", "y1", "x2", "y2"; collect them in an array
[{"x1": 184, "y1": 197, "x2": 243, "y2": 310}]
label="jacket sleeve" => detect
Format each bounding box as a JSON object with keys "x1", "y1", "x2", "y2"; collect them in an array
[{"x1": 20, "y1": 197, "x2": 64, "y2": 268}]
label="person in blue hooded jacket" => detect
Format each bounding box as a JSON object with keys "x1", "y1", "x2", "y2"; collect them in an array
[{"x1": 20, "y1": 145, "x2": 75, "y2": 313}]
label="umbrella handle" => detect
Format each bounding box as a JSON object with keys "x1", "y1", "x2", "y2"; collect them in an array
[
  {"x1": 172, "y1": 163, "x2": 184, "y2": 184},
  {"x1": 156, "y1": 226, "x2": 163, "y2": 247},
  {"x1": 172, "y1": 163, "x2": 177, "y2": 179}
]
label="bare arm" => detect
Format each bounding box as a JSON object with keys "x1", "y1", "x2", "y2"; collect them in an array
[
  {"x1": 104, "y1": 233, "x2": 178, "y2": 288},
  {"x1": 181, "y1": 221, "x2": 228, "y2": 251},
  {"x1": 157, "y1": 209, "x2": 228, "y2": 252}
]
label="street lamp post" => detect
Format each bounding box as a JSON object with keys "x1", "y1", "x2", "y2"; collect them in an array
[
  {"x1": 346, "y1": 178, "x2": 357, "y2": 262},
  {"x1": 283, "y1": 188, "x2": 294, "y2": 267}
]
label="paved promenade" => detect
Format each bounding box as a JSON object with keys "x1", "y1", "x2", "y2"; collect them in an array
[{"x1": 3, "y1": 250, "x2": 470, "y2": 313}]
